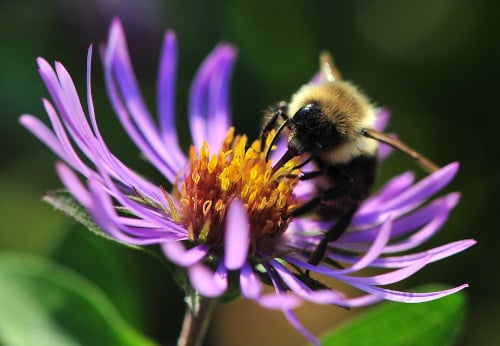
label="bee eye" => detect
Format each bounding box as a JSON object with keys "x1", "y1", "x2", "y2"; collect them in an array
[{"x1": 293, "y1": 103, "x2": 322, "y2": 128}]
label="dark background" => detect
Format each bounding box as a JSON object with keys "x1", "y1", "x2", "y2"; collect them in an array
[{"x1": 1, "y1": 0, "x2": 497, "y2": 345}]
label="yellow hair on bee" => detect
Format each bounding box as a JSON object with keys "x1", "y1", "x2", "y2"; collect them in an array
[{"x1": 287, "y1": 81, "x2": 377, "y2": 163}]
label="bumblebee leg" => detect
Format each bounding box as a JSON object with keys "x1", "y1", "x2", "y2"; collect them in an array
[
  {"x1": 299, "y1": 170, "x2": 324, "y2": 181},
  {"x1": 260, "y1": 101, "x2": 288, "y2": 151},
  {"x1": 289, "y1": 177, "x2": 353, "y2": 218},
  {"x1": 307, "y1": 205, "x2": 358, "y2": 266}
]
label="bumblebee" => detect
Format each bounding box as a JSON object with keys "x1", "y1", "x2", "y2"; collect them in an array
[{"x1": 262, "y1": 52, "x2": 439, "y2": 266}]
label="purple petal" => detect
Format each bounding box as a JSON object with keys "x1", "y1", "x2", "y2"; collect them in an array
[
  {"x1": 36, "y1": 59, "x2": 98, "y2": 175},
  {"x1": 37, "y1": 53, "x2": 163, "y2": 203},
  {"x1": 374, "y1": 107, "x2": 390, "y2": 131},
  {"x1": 162, "y1": 242, "x2": 208, "y2": 266},
  {"x1": 240, "y1": 263, "x2": 263, "y2": 299},
  {"x1": 310, "y1": 71, "x2": 322, "y2": 84},
  {"x1": 356, "y1": 171, "x2": 415, "y2": 218},
  {"x1": 41, "y1": 98, "x2": 92, "y2": 176},
  {"x1": 256, "y1": 293, "x2": 303, "y2": 310},
  {"x1": 282, "y1": 308, "x2": 321, "y2": 346},
  {"x1": 157, "y1": 30, "x2": 177, "y2": 137},
  {"x1": 87, "y1": 178, "x2": 173, "y2": 245},
  {"x1": 104, "y1": 19, "x2": 182, "y2": 183},
  {"x1": 341, "y1": 256, "x2": 431, "y2": 286},
  {"x1": 285, "y1": 254, "x2": 431, "y2": 287},
  {"x1": 189, "y1": 44, "x2": 237, "y2": 151},
  {"x1": 188, "y1": 262, "x2": 228, "y2": 298},
  {"x1": 19, "y1": 114, "x2": 67, "y2": 162},
  {"x1": 90, "y1": 151, "x2": 186, "y2": 233},
  {"x1": 156, "y1": 31, "x2": 186, "y2": 167},
  {"x1": 348, "y1": 283, "x2": 470, "y2": 303},
  {"x1": 365, "y1": 239, "x2": 476, "y2": 268},
  {"x1": 381, "y1": 211, "x2": 451, "y2": 253},
  {"x1": 85, "y1": 47, "x2": 163, "y2": 200},
  {"x1": 270, "y1": 260, "x2": 347, "y2": 305},
  {"x1": 336, "y1": 216, "x2": 392, "y2": 274},
  {"x1": 262, "y1": 263, "x2": 320, "y2": 346},
  {"x1": 345, "y1": 294, "x2": 384, "y2": 307},
  {"x1": 224, "y1": 199, "x2": 249, "y2": 270},
  {"x1": 378, "y1": 162, "x2": 459, "y2": 214},
  {"x1": 156, "y1": 31, "x2": 185, "y2": 168},
  {"x1": 354, "y1": 162, "x2": 459, "y2": 226},
  {"x1": 55, "y1": 162, "x2": 92, "y2": 207},
  {"x1": 346, "y1": 193, "x2": 459, "y2": 244}
]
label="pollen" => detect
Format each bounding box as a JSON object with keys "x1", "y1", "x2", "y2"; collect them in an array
[{"x1": 176, "y1": 127, "x2": 301, "y2": 252}]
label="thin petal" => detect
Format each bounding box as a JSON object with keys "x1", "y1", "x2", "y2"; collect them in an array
[
  {"x1": 189, "y1": 44, "x2": 237, "y2": 151},
  {"x1": 374, "y1": 107, "x2": 390, "y2": 131},
  {"x1": 55, "y1": 162, "x2": 92, "y2": 207},
  {"x1": 345, "y1": 294, "x2": 384, "y2": 307},
  {"x1": 89, "y1": 178, "x2": 181, "y2": 241},
  {"x1": 162, "y1": 242, "x2": 208, "y2": 267},
  {"x1": 240, "y1": 263, "x2": 263, "y2": 299},
  {"x1": 335, "y1": 216, "x2": 392, "y2": 274},
  {"x1": 224, "y1": 199, "x2": 249, "y2": 270},
  {"x1": 356, "y1": 171, "x2": 415, "y2": 217},
  {"x1": 346, "y1": 193, "x2": 459, "y2": 244},
  {"x1": 271, "y1": 260, "x2": 347, "y2": 305},
  {"x1": 188, "y1": 263, "x2": 228, "y2": 298},
  {"x1": 104, "y1": 19, "x2": 181, "y2": 182},
  {"x1": 349, "y1": 283, "x2": 470, "y2": 303},
  {"x1": 90, "y1": 151, "x2": 185, "y2": 232},
  {"x1": 256, "y1": 293, "x2": 303, "y2": 310},
  {"x1": 285, "y1": 255, "x2": 431, "y2": 287},
  {"x1": 88, "y1": 178, "x2": 173, "y2": 245},
  {"x1": 341, "y1": 256, "x2": 431, "y2": 286},
  {"x1": 157, "y1": 30, "x2": 185, "y2": 168},
  {"x1": 19, "y1": 114, "x2": 67, "y2": 161},
  {"x1": 261, "y1": 263, "x2": 320, "y2": 346},
  {"x1": 382, "y1": 211, "x2": 450, "y2": 253},
  {"x1": 364, "y1": 239, "x2": 476, "y2": 268},
  {"x1": 85, "y1": 47, "x2": 163, "y2": 199},
  {"x1": 354, "y1": 162, "x2": 459, "y2": 226},
  {"x1": 282, "y1": 308, "x2": 321, "y2": 346}
]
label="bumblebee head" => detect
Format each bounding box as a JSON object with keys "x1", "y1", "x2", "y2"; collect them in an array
[{"x1": 288, "y1": 103, "x2": 345, "y2": 155}]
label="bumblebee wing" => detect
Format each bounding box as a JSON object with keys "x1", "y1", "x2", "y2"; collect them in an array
[
  {"x1": 320, "y1": 52, "x2": 343, "y2": 83},
  {"x1": 362, "y1": 128, "x2": 440, "y2": 173}
]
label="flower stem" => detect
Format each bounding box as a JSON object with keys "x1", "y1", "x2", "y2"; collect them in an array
[{"x1": 177, "y1": 296, "x2": 216, "y2": 346}]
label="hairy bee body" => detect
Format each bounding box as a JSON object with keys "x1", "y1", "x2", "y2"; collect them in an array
[{"x1": 262, "y1": 52, "x2": 438, "y2": 266}]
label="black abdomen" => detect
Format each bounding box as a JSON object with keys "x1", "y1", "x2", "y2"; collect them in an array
[{"x1": 315, "y1": 155, "x2": 378, "y2": 218}]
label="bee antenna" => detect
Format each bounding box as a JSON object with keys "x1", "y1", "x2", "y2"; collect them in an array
[
  {"x1": 265, "y1": 118, "x2": 289, "y2": 162},
  {"x1": 362, "y1": 128, "x2": 440, "y2": 173}
]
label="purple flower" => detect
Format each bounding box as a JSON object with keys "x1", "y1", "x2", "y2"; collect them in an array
[{"x1": 20, "y1": 19, "x2": 475, "y2": 346}]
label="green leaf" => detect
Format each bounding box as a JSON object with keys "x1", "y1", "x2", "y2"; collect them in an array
[
  {"x1": 321, "y1": 284, "x2": 467, "y2": 346},
  {"x1": 50, "y1": 224, "x2": 186, "y2": 339},
  {"x1": 0, "y1": 253, "x2": 157, "y2": 346}
]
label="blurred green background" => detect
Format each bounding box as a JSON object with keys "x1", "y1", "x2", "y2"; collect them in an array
[{"x1": 0, "y1": 0, "x2": 496, "y2": 345}]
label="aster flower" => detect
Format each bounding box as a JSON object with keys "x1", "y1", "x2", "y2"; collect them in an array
[{"x1": 20, "y1": 19, "x2": 475, "y2": 346}]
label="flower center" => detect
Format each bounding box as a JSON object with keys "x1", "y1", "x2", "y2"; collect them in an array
[{"x1": 175, "y1": 127, "x2": 301, "y2": 253}]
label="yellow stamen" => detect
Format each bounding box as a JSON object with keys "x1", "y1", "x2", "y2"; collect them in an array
[{"x1": 176, "y1": 127, "x2": 301, "y2": 251}]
